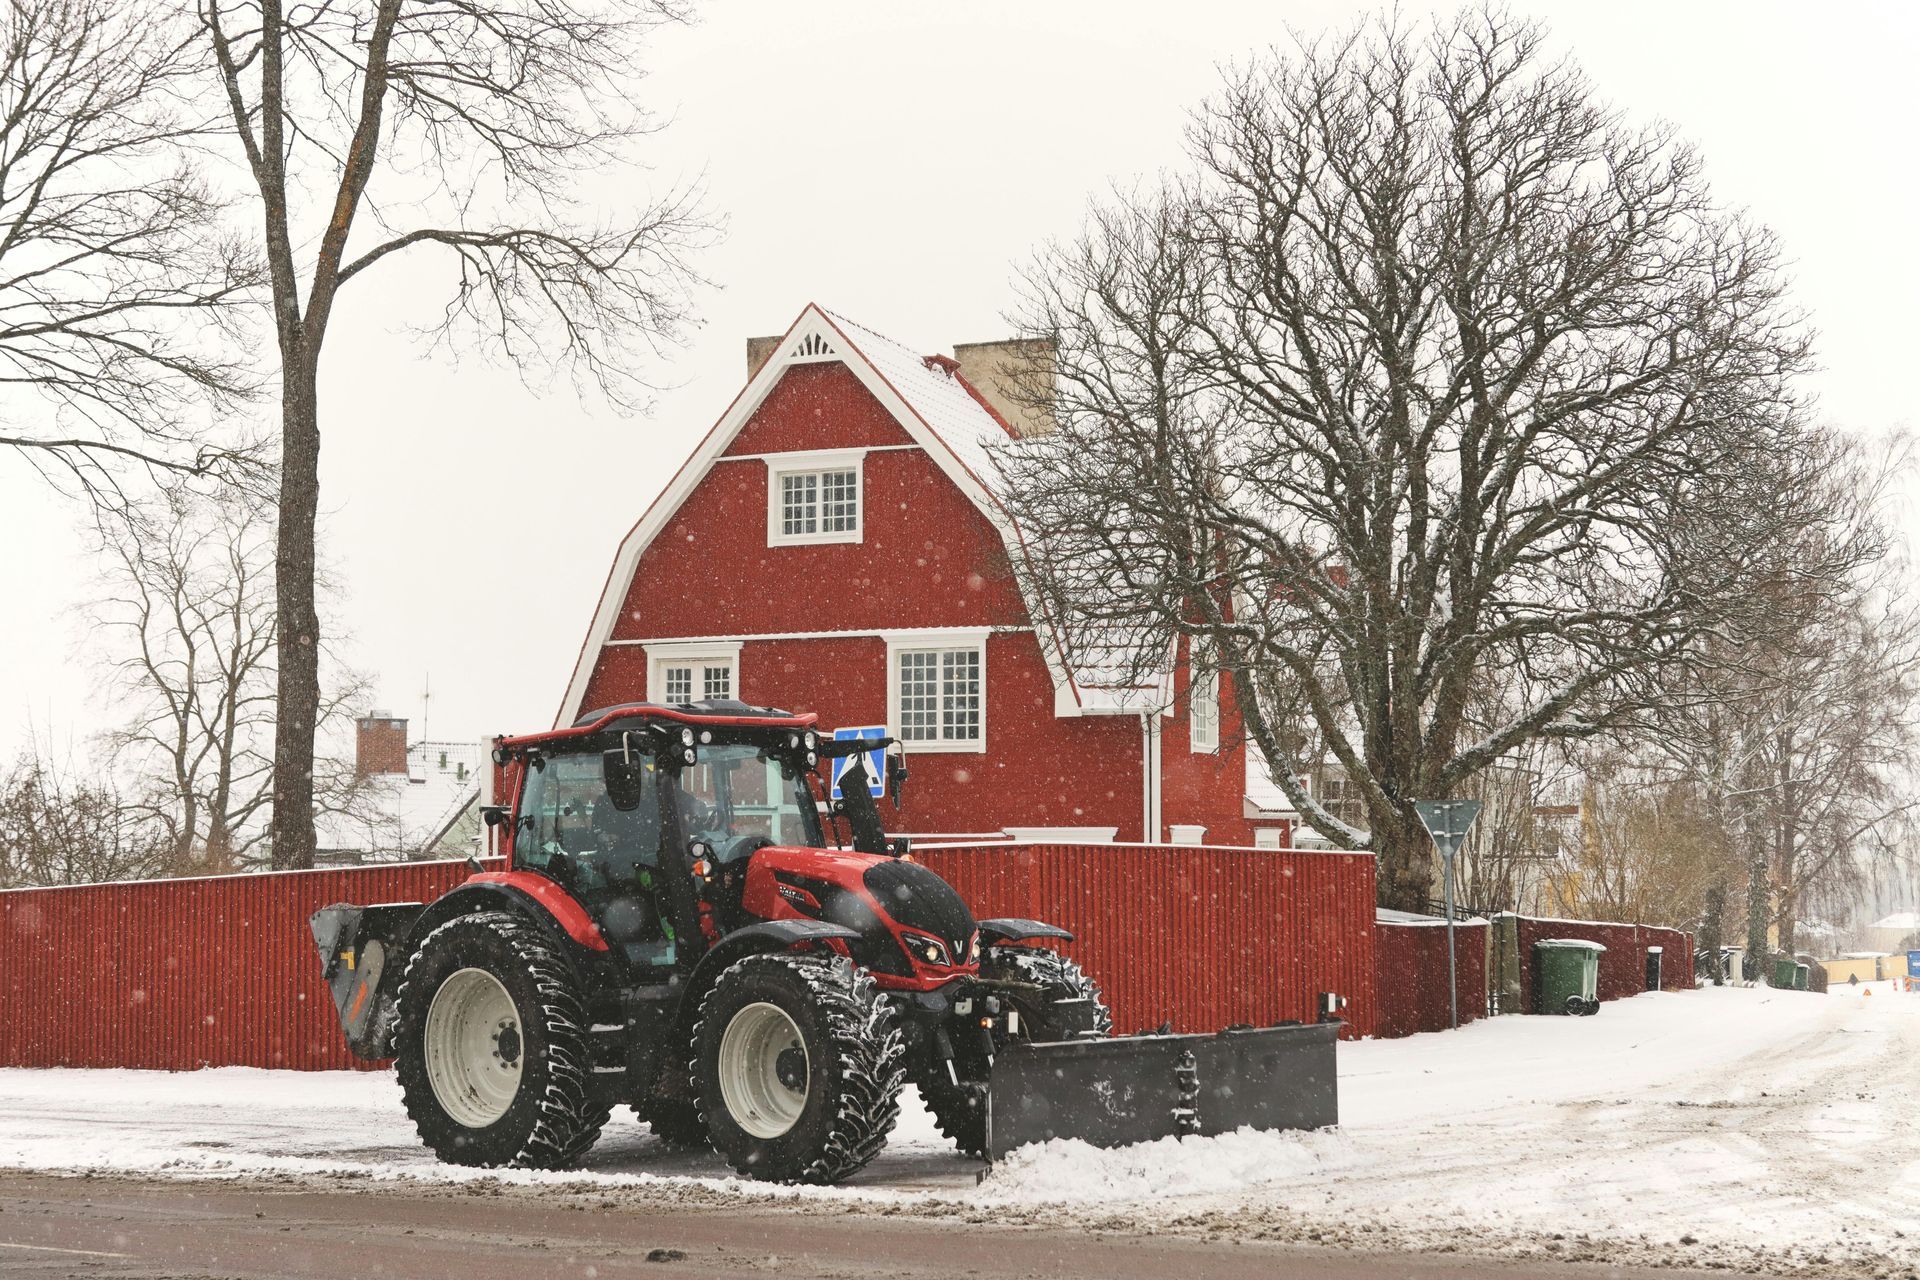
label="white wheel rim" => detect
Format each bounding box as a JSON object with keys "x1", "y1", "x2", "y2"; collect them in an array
[
  {"x1": 424, "y1": 968, "x2": 524, "y2": 1128},
  {"x1": 717, "y1": 1001, "x2": 809, "y2": 1139}
]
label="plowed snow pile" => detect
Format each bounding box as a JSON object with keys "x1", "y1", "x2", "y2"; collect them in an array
[{"x1": 4, "y1": 983, "x2": 1917, "y2": 1275}]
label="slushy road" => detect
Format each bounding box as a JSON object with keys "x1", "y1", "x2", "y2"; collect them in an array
[{"x1": 0, "y1": 1171, "x2": 1762, "y2": 1280}]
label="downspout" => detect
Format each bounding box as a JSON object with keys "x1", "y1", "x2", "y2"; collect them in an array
[
  {"x1": 1139, "y1": 712, "x2": 1163, "y2": 843},
  {"x1": 1140, "y1": 714, "x2": 1153, "y2": 842}
]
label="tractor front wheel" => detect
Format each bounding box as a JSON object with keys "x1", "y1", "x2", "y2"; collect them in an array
[
  {"x1": 693, "y1": 953, "x2": 904, "y2": 1183},
  {"x1": 393, "y1": 911, "x2": 608, "y2": 1169}
]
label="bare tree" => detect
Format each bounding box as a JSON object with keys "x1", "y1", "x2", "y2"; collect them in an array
[
  {"x1": 0, "y1": 738, "x2": 168, "y2": 887},
  {"x1": 0, "y1": 0, "x2": 260, "y2": 504},
  {"x1": 193, "y1": 0, "x2": 712, "y2": 868},
  {"x1": 996, "y1": 11, "x2": 1856, "y2": 910},
  {"x1": 89, "y1": 483, "x2": 370, "y2": 873}
]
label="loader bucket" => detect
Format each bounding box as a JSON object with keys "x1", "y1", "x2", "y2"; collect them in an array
[
  {"x1": 309, "y1": 902, "x2": 424, "y2": 1061},
  {"x1": 984, "y1": 1020, "x2": 1339, "y2": 1160}
]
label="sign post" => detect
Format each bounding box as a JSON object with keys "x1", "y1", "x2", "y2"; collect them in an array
[{"x1": 1414, "y1": 799, "x2": 1482, "y2": 1030}]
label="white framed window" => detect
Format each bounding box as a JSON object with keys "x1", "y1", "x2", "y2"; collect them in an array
[
  {"x1": 1189, "y1": 640, "x2": 1219, "y2": 753},
  {"x1": 886, "y1": 631, "x2": 987, "y2": 752},
  {"x1": 644, "y1": 640, "x2": 742, "y2": 705},
  {"x1": 766, "y1": 450, "x2": 864, "y2": 546}
]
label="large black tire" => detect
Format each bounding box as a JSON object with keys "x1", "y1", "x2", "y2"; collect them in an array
[
  {"x1": 693, "y1": 953, "x2": 904, "y2": 1184},
  {"x1": 921, "y1": 947, "x2": 1112, "y2": 1157},
  {"x1": 393, "y1": 911, "x2": 609, "y2": 1169}
]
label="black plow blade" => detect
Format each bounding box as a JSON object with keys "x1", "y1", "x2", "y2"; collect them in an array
[{"x1": 984, "y1": 1021, "x2": 1340, "y2": 1160}]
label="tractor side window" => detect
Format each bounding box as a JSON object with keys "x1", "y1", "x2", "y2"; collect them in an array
[{"x1": 517, "y1": 753, "x2": 663, "y2": 890}]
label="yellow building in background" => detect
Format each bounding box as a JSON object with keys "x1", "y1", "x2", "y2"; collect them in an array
[{"x1": 1820, "y1": 954, "x2": 1910, "y2": 985}]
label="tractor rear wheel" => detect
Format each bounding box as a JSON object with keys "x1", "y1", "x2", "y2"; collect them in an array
[
  {"x1": 393, "y1": 911, "x2": 608, "y2": 1169},
  {"x1": 920, "y1": 947, "x2": 1112, "y2": 1157},
  {"x1": 693, "y1": 953, "x2": 904, "y2": 1183}
]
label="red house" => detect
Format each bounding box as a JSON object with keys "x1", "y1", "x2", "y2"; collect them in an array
[{"x1": 557, "y1": 305, "x2": 1290, "y2": 847}]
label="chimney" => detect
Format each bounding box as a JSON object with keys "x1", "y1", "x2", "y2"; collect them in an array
[
  {"x1": 952, "y1": 337, "x2": 1057, "y2": 438},
  {"x1": 746, "y1": 334, "x2": 784, "y2": 379},
  {"x1": 355, "y1": 712, "x2": 408, "y2": 778}
]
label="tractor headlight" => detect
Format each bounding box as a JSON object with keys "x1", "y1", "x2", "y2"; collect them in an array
[
  {"x1": 682, "y1": 747, "x2": 697, "y2": 765},
  {"x1": 902, "y1": 932, "x2": 950, "y2": 967},
  {"x1": 803, "y1": 730, "x2": 818, "y2": 751},
  {"x1": 679, "y1": 727, "x2": 695, "y2": 747},
  {"x1": 787, "y1": 732, "x2": 801, "y2": 749},
  {"x1": 699, "y1": 730, "x2": 712, "y2": 744}
]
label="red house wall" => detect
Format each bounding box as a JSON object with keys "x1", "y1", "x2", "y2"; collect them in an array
[
  {"x1": 1373, "y1": 919, "x2": 1489, "y2": 1038},
  {"x1": 579, "y1": 357, "x2": 1248, "y2": 841}
]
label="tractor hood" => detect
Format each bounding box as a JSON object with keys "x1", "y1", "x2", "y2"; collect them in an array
[{"x1": 743, "y1": 846, "x2": 977, "y2": 976}]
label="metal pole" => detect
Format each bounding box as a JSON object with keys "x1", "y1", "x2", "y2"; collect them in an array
[{"x1": 1444, "y1": 808, "x2": 1459, "y2": 1030}]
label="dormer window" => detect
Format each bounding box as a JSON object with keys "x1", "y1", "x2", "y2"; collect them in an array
[{"x1": 765, "y1": 450, "x2": 864, "y2": 546}]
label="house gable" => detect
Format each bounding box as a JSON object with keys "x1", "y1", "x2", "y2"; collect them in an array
[
  {"x1": 557, "y1": 303, "x2": 1085, "y2": 725},
  {"x1": 722, "y1": 361, "x2": 917, "y2": 456}
]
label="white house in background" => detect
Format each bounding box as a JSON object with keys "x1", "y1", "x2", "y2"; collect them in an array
[
  {"x1": 313, "y1": 712, "x2": 483, "y2": 865},
  {"x1": 1867, "y1": 911, "x2": 1920, "y2": 955}
]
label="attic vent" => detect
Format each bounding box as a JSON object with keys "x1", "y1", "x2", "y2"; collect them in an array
[{"x1": 790, "y1": 332, "x2": 835, "y2": 361}]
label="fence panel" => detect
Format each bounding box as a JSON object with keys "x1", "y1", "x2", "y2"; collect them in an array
[
  {"x1": 0, "y1": 860, "x2": 487, "y2": 1071},
  {"x1": 1373, "y1": 919, "x2": 1489, "y2": 1038}
]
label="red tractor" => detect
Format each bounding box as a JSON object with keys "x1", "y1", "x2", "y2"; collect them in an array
[
  {"x1": 313, "y1": 700, "x2": 1110, "y2": 1183},
  {"x1": 313, "y1": 699, "x2": 1340, "y2": 1185}
]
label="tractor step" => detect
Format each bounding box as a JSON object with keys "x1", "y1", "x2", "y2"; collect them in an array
[{"x1": 983, "y1": 1020, "x2": 1339, "y2": 1160}]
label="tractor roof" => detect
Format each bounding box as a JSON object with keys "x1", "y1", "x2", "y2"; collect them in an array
[{"x1": 499, "y1": 700, "x2": 818, "y2": 750}]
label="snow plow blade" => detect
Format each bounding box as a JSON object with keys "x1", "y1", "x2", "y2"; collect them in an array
[
  {"x1": 310, "y1": 902, "x2": 424, "y2": 1060},
  {"x1": 984, "y1": 1021, "x2": 1339, "y2": 1160}
]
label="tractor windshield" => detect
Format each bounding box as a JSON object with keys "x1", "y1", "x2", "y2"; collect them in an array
[{"x1": 674, "y1": 743, "x2": 822, "y2": 854}]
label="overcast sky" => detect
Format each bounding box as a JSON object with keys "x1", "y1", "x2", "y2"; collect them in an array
[{"x1": 2, "y1": 0, "x2": 1916, "y2": 763}]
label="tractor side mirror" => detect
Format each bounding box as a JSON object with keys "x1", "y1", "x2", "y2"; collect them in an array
[
  {"x1": 603, "y1": 744, "x2": 647, "y2": 812},
  {"x1": 886, "y1": 748, "x2": 909, "y2": 812},
  {"x1": 480, "y1": 804, "x2": 509, "y2": 828}
]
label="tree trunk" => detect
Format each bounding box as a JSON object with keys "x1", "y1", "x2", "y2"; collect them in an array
[
  {"x1": 1745, "y1": 833, "x2": 1770, "y2": 973},
  {"x1": 1373, "y1": 808, "x2": 1436, "y2": 912},
  {"x1": 1701, "y1": 882, "x2": 1725, "y2": 986},
  {"x1": 270, "y1": 353, "x2": 320, "y2": 871}
]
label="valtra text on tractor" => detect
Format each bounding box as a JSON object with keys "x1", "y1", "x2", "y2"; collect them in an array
[{"x1": 311, "y1": 700, "x2": 1340, "y2": 1184}]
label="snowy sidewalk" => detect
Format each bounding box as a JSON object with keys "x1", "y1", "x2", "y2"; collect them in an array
[{"x1": 3, "y1": 984, "x2": 1917, "y2": 1274}]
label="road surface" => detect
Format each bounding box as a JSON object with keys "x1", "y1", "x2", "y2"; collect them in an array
[{"x1": 0, "y1": 1171, "x2": 1768, "y2": 1280}]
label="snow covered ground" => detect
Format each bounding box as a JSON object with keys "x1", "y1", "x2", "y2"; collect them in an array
[{"x1": 4, "y1": 983, "x2": 1918, "y2": 1275}]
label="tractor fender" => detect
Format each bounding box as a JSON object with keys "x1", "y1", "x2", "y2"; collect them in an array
[
  {"x1": 406, "y1": 876, "x2": 609, "y2": 969},
  {"x1": 684, "y1": 920, "x2": 863, "y2": 1024},
  {"x1": 978, "y1": 918, "x2": 1075, "y2": 946}
]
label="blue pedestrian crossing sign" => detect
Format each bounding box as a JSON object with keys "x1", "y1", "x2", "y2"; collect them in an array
[{"x1": 830, "y1": 725, "x2": 887, "y2": 800}]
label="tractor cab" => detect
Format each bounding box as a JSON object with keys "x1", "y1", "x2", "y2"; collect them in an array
[
  {"x1": 486, "y1": 700, "x2": 905, "y2": 971},
  {"x1": 497, "y1": 704, "x2": 818, "y2": 965}
]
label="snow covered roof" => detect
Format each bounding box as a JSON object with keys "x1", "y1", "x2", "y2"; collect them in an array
[
  {"x1": 825, "y1": 310, "x2": 1013, "y2": 495},
  {"x1": 1870, "y1": 911, "x2": 1920, "y2": 930}
]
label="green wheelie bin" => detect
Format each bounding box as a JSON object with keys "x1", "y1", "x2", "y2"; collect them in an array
[
  {"x1": 1795, "y1": 963, "x2": 1810, "y2": 990},
  {"x1": 1774, "y1": 956, "x2": 1799, "y2": 988},
  {"x1": 1534, "y1": 939, "x2": 1604, "y2": 1015}
]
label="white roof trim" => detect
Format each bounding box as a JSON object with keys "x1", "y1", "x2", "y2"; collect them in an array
[{"x1": 555, "y1": 304, "x2": 1084, "y2": 726}]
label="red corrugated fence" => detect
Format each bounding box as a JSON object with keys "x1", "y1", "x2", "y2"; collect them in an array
[
  {"x1": 0, "y1": 842, "x2": 1379, "y2": 1071},
  {"x1": 1373, "y1": 917, "x2": 1489, "y2": 1038},
  {"x1": 1514, "y1": 915, "x2": 1695, "y2": 1006},
  {"x1": 914, "y1": 844, "x2": 1378, "y2": 1039}
]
